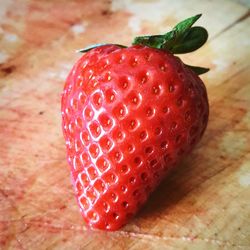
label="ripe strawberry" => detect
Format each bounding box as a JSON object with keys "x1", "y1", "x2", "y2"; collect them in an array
[{"x1": 61, "y1": 14, "x2": 209, "y2": 231}]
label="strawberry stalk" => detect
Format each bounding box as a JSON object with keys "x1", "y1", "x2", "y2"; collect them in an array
[{"x1": 78, "y1": 14, "x2": 209, "y2": 75}]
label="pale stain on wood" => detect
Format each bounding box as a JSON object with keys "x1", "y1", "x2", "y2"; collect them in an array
[{"x1": 0, "y1": 0, "x2": 249, "y2": 249}]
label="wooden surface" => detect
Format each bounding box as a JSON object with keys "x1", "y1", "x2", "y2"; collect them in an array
[{"x1": 0, "y1": 0, "x2": 250, "y2": 249}]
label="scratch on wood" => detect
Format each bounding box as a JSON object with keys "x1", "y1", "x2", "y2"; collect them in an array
[
  {"x1": 211, "y1": 10, "x2": 250, "y2": 40},
  {"x1": 115, "y1": 230, "x2": 248, "y2": 248},
  {"x1": 0, "y1": 216, "x2": 248, "y2": 248}
]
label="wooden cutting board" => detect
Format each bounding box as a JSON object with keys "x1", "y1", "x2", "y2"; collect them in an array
[{"x1": 0, "y1": 0, "x2": 249, "y2": 249}]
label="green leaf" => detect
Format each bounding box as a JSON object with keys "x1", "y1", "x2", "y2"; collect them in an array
[
  {"x1": 161, "y1": 14, "x2": 203, "y2": 51},
  {"x1": 77, "y1": 43, "x2": 126, "y2": 53},
  {"x1": 170, "y1": 26, "x2": 208, "y2": 54},
  {"x1": 185, "y1": 64, "x2": 209, "y2": 75},
  {"x1": 132, "y1": 14, "x2": 207, "y2": 54},
  {"x1": 173, "y1": 14, "x2": 202, "y2": 34}
]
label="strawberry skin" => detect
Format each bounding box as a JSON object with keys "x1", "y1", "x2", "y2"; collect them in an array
[{"x1": 61, "y1": 44, "x2": 209, "y2": 231}]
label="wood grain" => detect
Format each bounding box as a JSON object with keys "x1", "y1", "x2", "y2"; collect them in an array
[{"x1": 0, "y1": 0, "x2": 249, "y2": 249}]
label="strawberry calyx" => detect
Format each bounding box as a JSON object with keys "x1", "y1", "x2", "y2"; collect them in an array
[
  {"x1": 78, "y1": 14, "x2": 209, "y2": 75},
  {"x1": 132, "y1": 14, "x2": 207, "y2": 54}
]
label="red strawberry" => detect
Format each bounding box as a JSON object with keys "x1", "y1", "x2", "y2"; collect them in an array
[{"x1": 61, "y1": 14, "x2": 209, "y2": 231}]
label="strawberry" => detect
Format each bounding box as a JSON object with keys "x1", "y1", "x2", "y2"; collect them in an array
[{"x1": 61, "y1": 14, "x2": 209, "y2": 231}]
